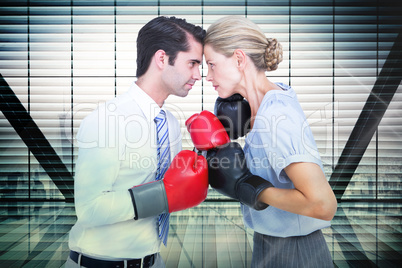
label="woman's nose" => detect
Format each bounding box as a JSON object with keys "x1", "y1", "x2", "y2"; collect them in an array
[{"x1": 206, "y1": 71, "x2": 212, "y2": 82}]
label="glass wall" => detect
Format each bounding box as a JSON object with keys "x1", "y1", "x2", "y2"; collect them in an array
[{"x1": 0, "y1": 0, "x2": 401, "y2": 202}]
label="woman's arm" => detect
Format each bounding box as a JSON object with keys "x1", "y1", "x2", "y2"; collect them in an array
[{"x1": 258, "y1": 162, "x2": 337, "y2": 221}]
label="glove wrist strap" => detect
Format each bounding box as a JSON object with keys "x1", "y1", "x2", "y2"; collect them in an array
[
  {"x1": 129, "y1": 180, "x2": 168, "y2": 220},
  {"x1": 238, "y1": 175, "x2": 273, "y2": 211}
]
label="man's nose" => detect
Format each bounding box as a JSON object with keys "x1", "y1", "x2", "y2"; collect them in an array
[{"x1": 193, "y1": 66, "x2": 202, "y2": 80}]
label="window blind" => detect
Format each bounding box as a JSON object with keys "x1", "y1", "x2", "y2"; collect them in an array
[{"x1": 0, "y1": 0, "x2": 401, "y2": 201}]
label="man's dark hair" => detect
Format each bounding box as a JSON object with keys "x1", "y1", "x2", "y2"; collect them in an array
[{"x1": 136, "y1": 16, "x2": 206, "y2": 77}]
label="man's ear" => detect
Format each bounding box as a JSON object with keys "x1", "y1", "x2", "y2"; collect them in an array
[
  {"x1": 154, "y1": 49, "x2": 168, "y2": 69},
  {"x1": 234, "y1": 49, "x2": 247, "y2": 70}
]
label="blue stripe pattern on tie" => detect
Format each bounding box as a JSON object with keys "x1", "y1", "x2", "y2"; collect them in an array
[{"x1": 154, "y1": 110, "x2": 170, "y2": 246}]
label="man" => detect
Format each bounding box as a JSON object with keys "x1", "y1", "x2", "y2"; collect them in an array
[{"x1": 65, "y1": 16, "x2": 207, "y2": 268}]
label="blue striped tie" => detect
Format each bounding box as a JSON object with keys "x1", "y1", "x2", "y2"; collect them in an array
[{"x1": 154, "y1": 110, "x2": 170, "y2": 246}]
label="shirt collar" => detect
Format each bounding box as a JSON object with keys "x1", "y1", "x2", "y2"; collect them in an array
[{"x1": 128, "y1": 81, "x2": 166, "y2": 122}]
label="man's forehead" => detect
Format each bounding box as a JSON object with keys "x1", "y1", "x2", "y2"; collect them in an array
[{"x1": 179, "y1": 44, "x2": 202, "y2": 62}]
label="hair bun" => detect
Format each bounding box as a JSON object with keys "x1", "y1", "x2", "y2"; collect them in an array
[{"x1": 265, "y1": 38, "x2": 283, "y2": 71}]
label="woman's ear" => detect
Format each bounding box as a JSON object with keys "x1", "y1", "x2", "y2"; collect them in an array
[
  {"x1": 154, "y1": 49, "x2": 168, "y2": 69},
  {"x1": 234, "y1": 49, "x2": 247, "y2": 70}
]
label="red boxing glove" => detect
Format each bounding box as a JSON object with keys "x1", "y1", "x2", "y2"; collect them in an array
[
  {"x1": 129, "y1": 150, "x2": 208, "y2": 219},
  {"x1": 164, "y1": 150, "x2": 208, "y2": 212},
  {"x1": 186, "y1": 110, "x2": 230, "y2": 151}
]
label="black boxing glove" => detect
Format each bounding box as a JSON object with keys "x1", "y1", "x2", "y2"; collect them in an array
[
  {"x1": 207, "y1": 142, "x2": 273, "y2": 210},
  {"x1": 214, "y1": 94, "x2": 251, "y2": 140}
]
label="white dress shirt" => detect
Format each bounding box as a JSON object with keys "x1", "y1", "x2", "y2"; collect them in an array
[{"x1": 68, "y1": 82, "x2": 182, "y2": 260}]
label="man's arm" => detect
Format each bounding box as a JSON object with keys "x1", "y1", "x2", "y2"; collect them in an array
[
  {"x1": 74, "y1": 145, "x2": 135, "y2": 228},
  {"x1": 73, "y1": 111, "x2": 135, "y2": 228}
]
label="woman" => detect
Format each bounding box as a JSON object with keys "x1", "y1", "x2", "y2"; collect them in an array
[{"x1": 204, "y1": 16, "x2": 337, "y2": 267}]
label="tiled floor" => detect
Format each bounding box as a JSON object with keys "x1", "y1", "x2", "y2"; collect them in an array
[{"x1": 0, "y1": 201, "x2": 400, "y2": 267}]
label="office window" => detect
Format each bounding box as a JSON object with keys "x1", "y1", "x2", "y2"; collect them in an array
[{"x1": 0, "y1": 0, "x2": 401, "y2": 201}]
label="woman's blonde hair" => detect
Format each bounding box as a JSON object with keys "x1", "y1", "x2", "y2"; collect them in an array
[{"x1": 205, "y1": 16, "x2": 283, "y2": 72}]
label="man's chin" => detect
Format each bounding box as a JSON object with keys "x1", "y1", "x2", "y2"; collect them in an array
[{"x1": 174, "y1": 89, "x2": 190, "y2": 98}]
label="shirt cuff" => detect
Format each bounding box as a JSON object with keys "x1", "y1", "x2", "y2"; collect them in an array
[{"x1": 277, "y1": 154, "x2": 322, "y2": 184}]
